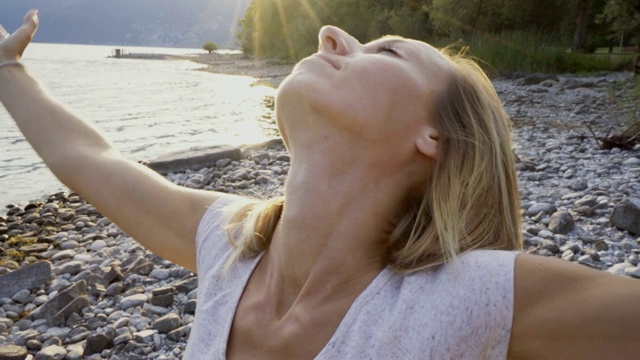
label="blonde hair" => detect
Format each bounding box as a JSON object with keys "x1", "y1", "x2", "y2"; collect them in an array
[{"x1": 225, "y1": 50, "x2": 522, "y2": 273}]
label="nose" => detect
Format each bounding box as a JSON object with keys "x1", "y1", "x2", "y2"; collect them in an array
[{"x1": 318, "y1": 26, "x2": 360, "y2": 55}]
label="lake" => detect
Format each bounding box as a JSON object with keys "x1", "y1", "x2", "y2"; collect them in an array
[{"x1": 0, "y1": 43, "x2": 278, "y2": 208}]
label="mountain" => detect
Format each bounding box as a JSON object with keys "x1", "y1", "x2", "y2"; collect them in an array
[{"x1": 0, "y1": 0, "x2": 252, "y2": 48}]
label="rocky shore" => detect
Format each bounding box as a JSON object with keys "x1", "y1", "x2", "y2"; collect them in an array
[
  {"x1": 183, "y1": 53, "x2": 294, "y2": 88},
  {"x1": 0, "y1": 69, "x2": 639, "y2": 359}
]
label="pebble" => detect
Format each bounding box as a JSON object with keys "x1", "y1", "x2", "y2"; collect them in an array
[
  {"x1": 0, "y1": 74, "x2": 638, "y2": 358},
  {"x1": 119, "y1": 294, "x2": 148, "y2": 310}
]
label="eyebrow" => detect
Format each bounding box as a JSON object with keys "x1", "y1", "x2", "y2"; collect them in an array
[{"x1": 368, "y1": 36, "x2": 406, "y2": 47}]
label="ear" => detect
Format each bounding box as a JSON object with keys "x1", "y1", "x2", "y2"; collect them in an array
[{"x1": 415, "y1": 126, "x2": 439, "y2": 160}]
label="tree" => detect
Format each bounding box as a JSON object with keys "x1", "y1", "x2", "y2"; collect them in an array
[
  {"x1": 202, "y1": 41, "x2": 218, "y2": 54},
  {"x1": 427, "y1": 0, "x2": 505, "y2": 38},
  {"x1": 572, "y1": 0, "x2": 590, "y2": 52},
  {"x1": 598, "y1": 0, "x2": 640, "y2": 48}
]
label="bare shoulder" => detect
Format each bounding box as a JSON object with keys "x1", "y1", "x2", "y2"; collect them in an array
[{"x1": 508, "y1": 253, "x2": 640, "y2": 360}]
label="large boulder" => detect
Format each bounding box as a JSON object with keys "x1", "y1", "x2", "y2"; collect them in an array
[
  {"x1": 610, "y1": 198, "x2": 640, "y2": 235},
  {"x1": 146, "y1": 145, "x2": 241, "y2": 174},
  {"x1": 29, "y1": 280, "x2": 87, "y2": 325},
  {"x1": 0, "y1": 262, "x2": 52, "y2": 299}
]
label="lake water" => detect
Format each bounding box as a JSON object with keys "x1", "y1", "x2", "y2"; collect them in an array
[{"x1": 0, "y1": 43, "x2": 278, "y2": 208}]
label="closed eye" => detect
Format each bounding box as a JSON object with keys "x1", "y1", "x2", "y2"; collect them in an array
[{"x1": 377, "y1": 44, "x2": 399, "y2": 56}]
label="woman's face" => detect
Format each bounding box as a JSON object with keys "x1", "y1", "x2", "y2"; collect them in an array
[{"x1": 276, "y1": 26, "x2": 452, "y2": 154}]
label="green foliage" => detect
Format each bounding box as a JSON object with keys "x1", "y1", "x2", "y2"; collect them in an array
[
  {"x1": 598, "y1": 0, "x2": 640, "y2": 45},
  {"x1": 202, "y1": 41, "x2": 219, "y2": 54},
  {"x1": 236, "y1": 0, "x2": 432, "y2": 60},
  {"x1": 235, "y1": 0, "x2": 639, "y2": 73},
  {"x1": 610, "y1": 77, "x2": 640, "y2": 130},
  {"x1": 456, "y1": 32, "x2": 636, "y2": 75},
  {"x1": 428, "y1": 0, "x2": 506, "y2": 37}
]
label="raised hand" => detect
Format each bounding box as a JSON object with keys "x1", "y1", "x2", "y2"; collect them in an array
[{"x1": 0, "y1": 9, "x2": 39, "y2": 62}]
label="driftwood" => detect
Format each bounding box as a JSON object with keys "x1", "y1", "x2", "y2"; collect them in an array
[{"x1": 583, "y1": 122, "x2": 640, "y2": 150}]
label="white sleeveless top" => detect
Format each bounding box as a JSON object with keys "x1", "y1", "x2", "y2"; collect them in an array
[{"x1": 183, "y1": 196, "x2": 518, "y2": 359}]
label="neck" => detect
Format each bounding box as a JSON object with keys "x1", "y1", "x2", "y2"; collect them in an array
[{"x1": 261, "y1": 147, "x2": 409, "y2": 314}]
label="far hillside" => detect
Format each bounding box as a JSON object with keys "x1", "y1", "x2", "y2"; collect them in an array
[{"x1": 0, "y1": 0, "x2": 252, "y2": 48}]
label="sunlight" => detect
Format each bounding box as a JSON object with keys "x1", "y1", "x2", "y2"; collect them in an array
[
  {"x1": 274, "y1": 0, "x2": 297, "y2": 59},
  {"x1": 299, "y1": 0, "x2": 323, "y2": 29}
]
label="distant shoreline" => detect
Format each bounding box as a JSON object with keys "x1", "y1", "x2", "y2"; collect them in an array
[
  {"x1": 109, "y1": 51, "x2": 295, "y2": 88},
  {"x1": 182, "y1": 53, "x2": 295, "y2": 88}
]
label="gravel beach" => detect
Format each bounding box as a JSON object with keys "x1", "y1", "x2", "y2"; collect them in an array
[{"x1": 0, "y1": 57, "x2": 638, "y2": 359}]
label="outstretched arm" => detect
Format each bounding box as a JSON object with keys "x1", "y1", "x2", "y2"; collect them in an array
[
  {"x1": 0, "y1": 11, "x2": 222, "y2": 271},
  {"x1": 509, "y1": 253, "x2": 640, "y2": 359}
]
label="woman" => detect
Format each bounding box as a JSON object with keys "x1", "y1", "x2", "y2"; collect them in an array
[{"x1": 1, "y1": 10, "x2": 639, "y2": 360}]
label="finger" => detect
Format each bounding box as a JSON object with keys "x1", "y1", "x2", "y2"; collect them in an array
[
  {"x1": 24, "y1": 9, "x2": 39, "y2": 26},
  {"x1": 0, "y1": 25, "x2": 9, "y2": 40},
  {"x1": 22, "y1": 9, "x2": 39, "y2": 32}
]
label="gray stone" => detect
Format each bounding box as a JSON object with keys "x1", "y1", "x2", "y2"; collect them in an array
[
  {"x1": 526, "y1": 203, "x2": 557, "y2": 217},
  {"x1": 119, "y1": 294, "x2": 147, "y2": 310},
  {"x1": 175, "y1": 278, "x2": 198, "y2": 293},
  {"x1": 152, "y1": 313, "x2": 181, "y2": 334},
  {"x1": 144, "y1": 303, "x2": 170, "y2": 316},
  {"x1": 89, "y1": 240, "x2": 107, "y2": 252},
  {"x1": 147, "y1": 145, "x2": 241, "y2": 174},
  {"x1": 104, "y1": 283, "x2": 124, "y2": 297},
  {"x1": 148, "y1": 269, "x2": 169, "y2": 280},
  {"x1": 113, "y1": 332, "x2": 132, "y2": 346},
  {"x1": 607, "y1": 262, "x2": 633, "y2": 276},
  {"x1": 11, "y1": 329, "x2": 39, "y2": 346},
  {"x1": 51, "y1": 296, "x2": 90, "y2": 327},
  {"x1": 150, "y1": 293, "x2": 173, "y2": 308},
  {"x1": 594, "y1": 239, "x2": 609, "y2": 251},
  {"x1": 0, "y1": 262, "x2": 52, "y2": 299},
  {"x1": 624, "y1": 267, "x2": 640, "y2": 279},
  {"x1": 101, "y1": 265, "x2": 124, "y2": 285},
  {"x1": 34, "y1": 345, "x2": 66, "y2": 360},
  {"x1": 133, "y1": 329, "x2": 157, "y2": 343},
  {"x1": 50, "y1": 250, "x2": 76, "y2": 262},
  {"x1": 30, "y1": 281, "x2": 86, "y2": 324},
  {"x1": 610, "y1": 198, "x2": 640, "y2": 235},
  {"x1": 19, "y1": 243, "x2": 49, "y2": 254},
  {"x1": 0, "y1": 345, "x2": 28, "y2": 360},
  {"x1": 521, "y1": 73, "x2": 559, "y2": 85},
  {"x1": 539, "y1": 239, "x2": 559, "y2": 253},
  {"x1": 131, "y1": 262, "x2": 154, "y2": 276},
  {"x1": 26, "y1": 339, "x2": 42, "y2": 350},
  {"x1": 45, "y1": 327, "x2": 71, "y2": 339},
  {"x1": 11, "y1": 290, "x2": 31, "y2": 305},
  {"x1": 83, "y1": 333, "x2": 113, "y2": 356},
  {"x1": 59, "y1": 241, "x2": 79, "y2": 250},
  {"x1": 57, "y1": 261, "x2": 83, "y2": 276},
  {"x1": 215, "y1": 158, "x2": 232, "y2": 168},
  {"x1": 151, "y1": 287, "x2": 173, "y2": 297},
  {"x1": 184, "y1": 299, "x2": 197, "y2": 314},
  {"x1": 567, "y1": 179, "x2": 588, "y2": 191},
  {"x1": 549, "y1": 212, "x2": 575, "y2": 234},
  {"x1": 166, "y1": 326, "x2": 187, "y2": 342}
]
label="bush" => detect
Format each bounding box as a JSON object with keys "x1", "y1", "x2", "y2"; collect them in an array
[
  {"x1": 444, "y1": 32, "x2": 637, "y2": 75},
  {"x1": 202, "y1": 42, "x2": 218, "y2": 54}
]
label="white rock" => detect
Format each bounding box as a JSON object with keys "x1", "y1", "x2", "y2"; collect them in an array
[
  {"x1": 623, "y1": 158, "x2": 639, "y2": 166},
  {"x1": 120, "y1": 294, "x2": 147, "y2": 310},
  {"x1": 50, "y1": 250, "x2": 76, "y2": 262},
  {"x1": 90, "y1": 240, "x2": 107, "y2": 252},
  {"x1": 624, "y1": 267, "x2": 640, "y2": 279},
  {"x1": 607, "y1": 262, "x2": 633, "y2": 276}
]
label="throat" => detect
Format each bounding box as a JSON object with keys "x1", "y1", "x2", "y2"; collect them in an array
[{"x1": 227, "y1": 252, "x2": 387, "y2": 360}]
